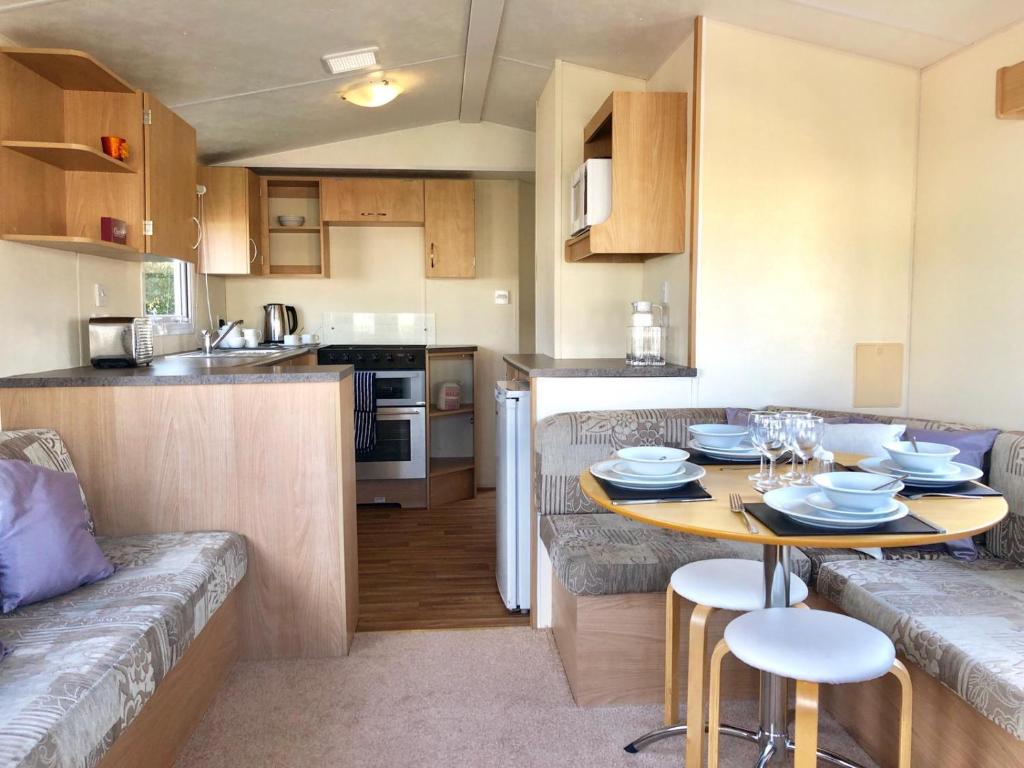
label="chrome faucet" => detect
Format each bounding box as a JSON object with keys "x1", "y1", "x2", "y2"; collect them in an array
[{"x1": 200, "y1": 320, "x2": 243, "y2": 354}]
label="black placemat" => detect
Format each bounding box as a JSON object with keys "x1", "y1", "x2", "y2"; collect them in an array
[
  {"x1": 686, "y1": 448, "x2": 762, "y2": 466},
  {"x1": 593, "y1": 475, "x2": 712, "y2": 504},
  {"x1": 744, "y1": 502, "x2": 943, "y2": 536}
]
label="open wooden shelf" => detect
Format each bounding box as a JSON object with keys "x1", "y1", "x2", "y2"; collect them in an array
[
  {"x1": 0, "y1": 47, "x2": 134, "y2": 93},
  {"x1": 430, "y1": 404, "x2": 475, "y2": 418},
  {"x1": 429, "y1": 457, "x2": 475, "y2": 478},
  {"x1": 2, "y1": 141, "x2": 135, "y2": 173},
  {"x1": 268, "y1": 226, "x2": 320, "y2": 234},
  {"x1": 2, "y1": 234, "x2": 141, "y2": 260},
  {"x1": 268, "y1": 264, "x2": 323, "y2": 276}
]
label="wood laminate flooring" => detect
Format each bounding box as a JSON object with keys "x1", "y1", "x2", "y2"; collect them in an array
[{"x1": 357, "y1": 490, "x2": 530, "y2": 631}]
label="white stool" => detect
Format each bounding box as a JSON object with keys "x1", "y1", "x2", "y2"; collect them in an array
[
  {"x1": 661, "y1": 559, "x2": 809, "y2": 765},
  {"x1": 707, "y1": 608, "x2": 912, "y2": 768}
]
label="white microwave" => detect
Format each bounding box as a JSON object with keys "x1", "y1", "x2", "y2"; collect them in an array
[{"x1": 570, "y1": 158, "x2": 612, "y2": 236}]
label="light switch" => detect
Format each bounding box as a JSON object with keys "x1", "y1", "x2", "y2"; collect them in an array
[
  {"x1": 854, "y1": 343, "x2": 903, "y2": 408},
  {"x1": 494, "y1": 289, "x2": 510, "y2": 305},
  {"x1": 94, "y1": 283, "x2": 108, "y2": 308}
]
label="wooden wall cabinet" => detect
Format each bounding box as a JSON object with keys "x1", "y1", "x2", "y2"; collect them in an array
[
  {"x1": 564, "y1": 91, "x2": 686, "y2": 263},
  {"x1": 424, "y1": 179, "x2": 475, "y2": 278},
  {"x1": 261, "y1": 176, "x2": 328, "y2": 277},
  {"x1": 197, "y1": 166, "x2": 262, "y2": 275},
  {"x1": 997, "y1": 60, "x2": 1024, "y2": 119},
  {"x1": 321, "y1": 178, "x2": 424, "y2": 224},
  {"x1": 0, "y1": 48, "x2": 198, "y2": 263}
]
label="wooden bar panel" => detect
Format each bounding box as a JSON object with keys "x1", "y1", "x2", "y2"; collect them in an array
[{"x1": 0, "y1": 379, "x2": 357, "y2": 659}]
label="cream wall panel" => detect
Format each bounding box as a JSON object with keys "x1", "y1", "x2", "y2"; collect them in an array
[
  {"x1": 518, "y1": 180, "x2": 536, "y2": 354},
  {"x1": 693, "y1": 21, "x2": 918, "y2": 412},
  {"x1": 642, "y1": 32, "x2": 695, "y2": 366},
  {"x1": 534, "y1": 71, "x2": 559, "y2": 357},
  {"x1": 909, "y1": 21, "x2": 1024, "y2": 429}
]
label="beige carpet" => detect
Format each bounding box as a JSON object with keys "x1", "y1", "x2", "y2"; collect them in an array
[{"x1": 176, "y1": 628, "x2": 877, "y2": 768}]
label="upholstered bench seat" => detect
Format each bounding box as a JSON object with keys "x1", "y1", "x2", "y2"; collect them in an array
[
  {"x1": 0, "y1": 531, "x2": 247, "y2": 768},
  {"x1": 541, "y1": 513, "x2": 811, "y2": 596},
  {"x1": 817, "y1": 555, "x2": 1024, "y2": 740}
]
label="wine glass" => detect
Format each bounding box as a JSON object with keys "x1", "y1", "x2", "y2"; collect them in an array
[
  {"x1": 780, "y1": 410, "x2": 811, "y2": 482},
  {"x1": 746, "y1": 410, "x2": 775, "y2": 483},
  {"x1": 750, "y1": 413, "x2": 787, "y2": 491},
  {"x1": 788, "y1": 415, "x2": 825, "y2": 486}
]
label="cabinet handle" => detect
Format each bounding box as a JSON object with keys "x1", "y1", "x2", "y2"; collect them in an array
[
  {"x1": 378, "y1": 212, "x2": 387, "y2": 216},
  {"x1": 360, "y1": 212, "x2": 372, "y2": 217},
  {"x1": 191, "y1": 216, "x2": 203, "y2": 250},
  {"x1": 430, "y1": 242, "x2": 436, "y2": 269},
  {"x1": 249, "y1": 238, "x2": 258, "y2": 264}
]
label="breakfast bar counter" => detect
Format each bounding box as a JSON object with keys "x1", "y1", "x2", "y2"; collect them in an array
[{"x1": 503, "y1": 353, "x2": 696, "y2": 378}]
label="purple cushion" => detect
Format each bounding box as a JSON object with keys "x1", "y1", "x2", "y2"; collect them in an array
[
  {"x1": 902, "y1": 427, "x2": 999, "y2": 470},
  {"x1": 0, "y1": 460, "x2": 114, "y2": 613}
]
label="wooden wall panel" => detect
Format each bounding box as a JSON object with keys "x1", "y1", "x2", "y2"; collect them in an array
[{"x1": 0, "y1": 379, "x2": 357, "y2": 660}]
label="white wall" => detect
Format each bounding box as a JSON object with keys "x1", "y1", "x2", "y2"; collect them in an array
[
  {"x1": 534, "y1": 61, "x2": 647, "y2": 359},
  {"x1": 223, "y1": 180, "x2": 521, "y2": 486},
  {"x1": 228, "y1": 121, "x2": 535, "y2": 174},
  {"x1": 642, "y1": 32, "x2": 695, "y2": 366},
  {"x1": 692, "y1": 21, "x2": 919, "y2": 412},
  {"x1": 0, "y1": 241, "x2": 225, "y2": 378},
  {"x1": 517, "y1": 180, "x2": 536, "y2": 354},
  {"x1": 908, "y1": 21, "x2": 1024, "y2": 429}
]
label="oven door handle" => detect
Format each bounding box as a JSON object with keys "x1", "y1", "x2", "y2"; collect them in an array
[{"x1": 375, "y1": 408, "x2": 425, "y2": 418}]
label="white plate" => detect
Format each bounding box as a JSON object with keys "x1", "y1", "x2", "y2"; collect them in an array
[
  {"x1": 879, "y1": 458, "x2": 952, "y2": 476},
  {"x1": 805, "y1": 492, "x2": 899, "y2": 517},
  {"x1": 691, "y1": 439, "x2": 758, "y2": 456},
  {"x1": 858, "y1": 457, "x2": 982, "y2": 486},
  {"x1": 764, "y1": 486, "x2": 908, "y2": 530},
  {"x1": 590, "y1": 459, "x2": 706, "y2": 490}
]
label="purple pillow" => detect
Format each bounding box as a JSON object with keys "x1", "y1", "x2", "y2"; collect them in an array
[
  {"x1": 0, "y1": 460, "x2": 114, "y2": 613},
  {"x1": 902, "y1": 427, "x2": 999, "y2": 470}
]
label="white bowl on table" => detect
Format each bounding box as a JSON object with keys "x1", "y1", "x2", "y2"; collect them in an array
[
  {"x1": 883, "y1": 441, "x2": 959, "y2": 474},
  {"x1": 811, "y1": 471, "x2": 904, "y2": 512},
  {"x1": 615, "y1": 446, "x2": 689, "y2": 476},
  {"x1": 688, "y1": 424, "x2": 748, "y2": 449}
]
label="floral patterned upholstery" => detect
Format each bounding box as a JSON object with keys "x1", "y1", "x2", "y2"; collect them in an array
[
  {"x1": 988, "y1": 431, "x2": 1024, "y2": 565},
  {"x1": 818, "y1": 556, "x2": 1024, "y2": 740},
  {"x1": 0, "y1": 532, "x2": 247, "y2": 768},
  {"x1": 541, "y1": 513, "x2": 810, "y2": 596},
  {"x1": 0, "y1": 429, "x2": 93, "y2": 532}
]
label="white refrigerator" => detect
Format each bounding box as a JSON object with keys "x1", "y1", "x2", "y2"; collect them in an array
[{"x1": 495, "y1": 380, "x2": 531, "y2": 613}]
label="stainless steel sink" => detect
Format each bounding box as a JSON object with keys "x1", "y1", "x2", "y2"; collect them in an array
[
  {"x1": 172, "y1": 348, "x2": 285, "y2": 358},
  {"x1": 166, "y1": 347, "x2": 300, "y2": 367}
]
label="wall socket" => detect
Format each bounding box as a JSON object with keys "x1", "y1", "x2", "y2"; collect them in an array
[
  {"x1": 94, "y1": 283, "x2": 108, "y2": 308},
  {"x1": 494, "y1": 289, "x2": 510, "y2": 305},
  {"x1": 661, "y1": 281, "x2": 669, "y2": 304}
]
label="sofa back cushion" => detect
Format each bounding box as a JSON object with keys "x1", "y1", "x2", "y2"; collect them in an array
[
  {"x1": 0, "y1": 429, "x2": 93, "y2": 533},
  {"x1": 534, "y1": 408, "x2": 726, "y2": 516},
  {"x1": 987, "y1": 431, "x2": 1024, "y2": 565}
]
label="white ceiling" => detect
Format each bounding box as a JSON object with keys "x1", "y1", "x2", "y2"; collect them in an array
[{"x1": 0, "y1": 0, "x2": 1021, "y2": 162}]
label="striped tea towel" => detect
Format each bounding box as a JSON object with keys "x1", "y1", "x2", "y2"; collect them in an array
[{"x1": 354, "y1": 371, "x2": 377, "y2": 454}]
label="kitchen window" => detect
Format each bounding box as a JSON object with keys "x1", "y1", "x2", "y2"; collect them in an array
[{"x1": 142, "y1": 257, "x2": 194, "y2": 335}]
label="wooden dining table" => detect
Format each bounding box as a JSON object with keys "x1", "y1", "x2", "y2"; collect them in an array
[{"x1": 579, "y1": 453, "x2": 1009, "y2": 768}]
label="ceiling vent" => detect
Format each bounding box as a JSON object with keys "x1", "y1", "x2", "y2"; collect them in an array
[{"x1": 321, "y1": 46, "x2": 379, "y2": 75}]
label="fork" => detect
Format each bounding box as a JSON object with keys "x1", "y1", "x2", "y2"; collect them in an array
[{"x1": 729, "y1": 492, "x2": 759, "y2": 534}]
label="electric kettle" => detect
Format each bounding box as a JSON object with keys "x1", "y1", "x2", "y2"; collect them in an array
[{"x1": 263, "y1": 304, "x2": 298, "y2": 343}]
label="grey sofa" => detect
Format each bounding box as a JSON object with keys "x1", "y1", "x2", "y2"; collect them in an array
[{"x1": 535, "y1": 406, "x2": 1024, "y2": 744}]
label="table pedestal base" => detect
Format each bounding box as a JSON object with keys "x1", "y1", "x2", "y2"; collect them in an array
[{"x1": 623, "y1": 545, "x2": 865, "y2": 768}]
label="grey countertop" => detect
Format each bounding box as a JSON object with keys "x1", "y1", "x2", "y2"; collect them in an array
[
  {"x1": 503, "y1": 353, "x2": 697, "y2": 378},
  {"x1": 0, "y1": 345, "x2": 353, "y2": 388}
]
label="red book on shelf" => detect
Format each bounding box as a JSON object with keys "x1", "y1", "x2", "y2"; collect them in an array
[{"x1": 100, "y1": 217, "x2": 127, "y2": 244}]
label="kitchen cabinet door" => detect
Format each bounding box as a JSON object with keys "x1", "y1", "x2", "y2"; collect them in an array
[
  {"x1": 321, "y1": 178, "x2": 423, "y2": 224},
  {"x1": 197, "y1": 166, "x2": 261, "y2": 275},
  {"x1": 424, "y1": 179, "x2": 475, "y2": 278},
  {"x1": 143, "y1": 93, "x2": 197, "y2": 263}
]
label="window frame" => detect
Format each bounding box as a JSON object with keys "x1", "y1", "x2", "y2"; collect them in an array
[{"x1": 142, "y1": 257, "x2": 195, "y2": 336}]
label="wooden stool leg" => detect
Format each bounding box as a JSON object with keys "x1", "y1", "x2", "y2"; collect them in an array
[
  {"x1": 706, "y1": 639, "x2": 730, "y2": 768},
  {"x1": 664, "y1": 585, "x2": 681, "y2": 725},
  {"x1": 890, "y1": 659, "x2": 913, "y2": 768},
  {"x1": 685, "y1": 604, "x2": 714, "y2": 766},
  {"x1": 794, "y1": 679, "x2": 820, "y2": 768}
]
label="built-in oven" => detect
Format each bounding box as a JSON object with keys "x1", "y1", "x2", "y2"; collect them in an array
[
  {"x1": 373, "y1": 370, "x2": 426, "y2": 407},
  {"x1": 355, "y1": 406, "x2": 426, "y2": 480}
]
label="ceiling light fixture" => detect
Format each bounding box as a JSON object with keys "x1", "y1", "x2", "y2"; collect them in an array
[
  {"x1": 341, "y1": 78, "x2": 402, "y2": 108},
  {"x1": 321, "y1": 46, "x2": 379, "y2": 75}
]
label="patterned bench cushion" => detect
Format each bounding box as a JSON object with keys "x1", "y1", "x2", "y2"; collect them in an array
[
  {"x1": 535, "y1": 408, "x2": 727, "y2": 517},
  {"x1": 817, "y1": 557, "x2": 1024, "y2": 740},
  {"x1": 541, "y1": 513, "x2": 811, "y2": 596},
  {"x1": 988, "y1": 431, "x2": 1024, "y2": 565},
  {"x1": 0, "y1": 531, "x2": 247, "y2": 768}
]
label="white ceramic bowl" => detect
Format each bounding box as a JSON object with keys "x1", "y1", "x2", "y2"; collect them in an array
[
  {"x1": 883, "y1": 441, "x2": 959, "y2": 473},
  {"x1": 688, "y1": 424, "x2": 748, "y2": 449},
  {"x1": 277, "y1": 215, "x2": 305, "y2": 227},
  {"x1": 224, "y1": 336, "x2": 246, "y2": 349},
  {"x1": 615, "y1": 446, "x2": 689, "y2": 476},
  {"x1": 812, "y1": 471, "x2": 904, "y2": 512}
]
